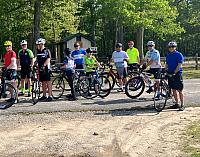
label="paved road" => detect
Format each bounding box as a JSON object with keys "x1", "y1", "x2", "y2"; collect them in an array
[{"x1": 0, "y1": 79, "x2": 200, "y2": 115}]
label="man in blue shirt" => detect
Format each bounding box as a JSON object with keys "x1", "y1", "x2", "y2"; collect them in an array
[{"x1": 166, "y1": 41, "x2": 184, "y2": 111}]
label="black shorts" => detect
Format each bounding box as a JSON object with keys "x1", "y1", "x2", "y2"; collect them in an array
[
  {"x1": 21, "y1": 67, "x2": 32, "y2": 79},
  {"x1": 168, "y1": 73, "x2": 183, "y2": 91},
  {"x1": 75, "y1": 64, "x2": 85, "y2": 76},
  {"x1": 39, "y1": 67, "x2": 51, "y2": 82},
  {"x1": 147, "y1": 68, "x2": 161, "y2": 79},
  {"x1": 128, "y1": 63, "x2": 139, "y2": 72},
  {"x1": 5, "y1": 69, "x2": 17, "y2": 81}
]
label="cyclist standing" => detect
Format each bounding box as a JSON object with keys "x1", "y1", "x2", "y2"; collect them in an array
[
  {"x1": 126, "y1": 41, "x2": 140, "y2": 72},
  {"x1": 111, "y1": 43, "x2": 129, "y2": 92},
  {"x1": 18, "y1": 40, "x2": 34, "y2": 97},
  {"x1": 166, "y1": 41, "x2": 184, "y2": 111},
  {"x1": 3, "y1": 41, "x2": 18, "y2": 103},
  {"x1": 142, "y1": 41, "x2": 161, "y2": 96},
  {"x1": 60, "y1": 48, "x2": 76, "y2": 101},
  {"x1": 36, "y1": 38, "x2": 53, "y2": 102},
  {"x1": 71, "y1": 42, "x2": 86, "y2": 72}
]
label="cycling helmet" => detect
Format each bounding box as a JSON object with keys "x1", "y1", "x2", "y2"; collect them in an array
[
  {"x1": 36, "y1": 38, "x2": 46, "y2": 45},
  {"x1": 147, "y1": 41, "x2": 155, "y2": 46},
  {"x1": 168, "y1": 41, "x2": 177, "y2": 47},
  {"x1": 20, "y1": 40, "x2": 27, "y2": 45},
  {"x1": 4, "y1": 41, "x2": 12, "y2": 46},
  {"x1": 64, "y1": 48, "x2": 71, "y2": 56},
  {"x1": 116, "y1": 43, "x2": 123, "y2": 48}
]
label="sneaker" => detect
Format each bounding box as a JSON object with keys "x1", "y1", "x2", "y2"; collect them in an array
[
  {"x1": 18, "y1": 92, "x2": 24, "y2": 96},
  {"x1": 117, "y1": 88, "x2": 123, "y2": 92},
  {"x1": 68, "y1": 97, "x2": 77, "y2": 101},
  {"x1": 169, "y1": 103, "x2": 179, "y2": 109},
  {"x1": 154, "y1": 94, "x2": 161, "y2": 100},
  {"x1": 146, "y1": 87, "x2": 153, "y2": 94},
  {"x1": 14, "y1": 99, "x2": 19, "y2": 104},
  {"x1": 46, "y1": 96, "x2": 53, "y2": 102},
  {"x1": 88, "y1": 93, "x2": 92, "y2": 97},
  {"x1": 5, "y1": 98, "x2": 15, "y2": 102},
  {"x1": 178, "y1": 104, "x2": 185, "y2": 111},
  {"x1": 27, "y1": 92, "x2": 31, "y2": 97},
  {"x1": 39, "y1": 95, "x2": 47, "y2": 101}
]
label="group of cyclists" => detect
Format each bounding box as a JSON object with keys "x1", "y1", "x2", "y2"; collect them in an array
[{"x1": 2, "y1": 38, "x2": 184, "y2": 110}]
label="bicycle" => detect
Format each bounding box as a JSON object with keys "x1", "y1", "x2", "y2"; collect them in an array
[
  {"x1": 153, "y1": 70, "x2": 175, "y2": 112},
  {"x1": 124, "y1": 67, "x2": 154, "y2": 99},
  {"x1": 0, "y1": 68, "x2": 17, "y2": 109}
]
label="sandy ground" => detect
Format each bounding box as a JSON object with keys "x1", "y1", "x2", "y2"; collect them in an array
[{"x1": 0, "y1": 106, "x2": 200, "y2": 157}]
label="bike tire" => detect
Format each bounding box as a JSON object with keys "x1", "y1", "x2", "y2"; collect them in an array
[
  {"x1": 52, "y1": 77, "x2": 65, "y2": 99},
  {"x1": 101, "y1": 72, "x2": 116, "y2": 89},
  {"x1": 98, "y1": 75, "x2": 111, "y2": 98},
  {"x1": 79, "y1": 77, "x2": 100, "y2": 99},
  {"x1": 0, "y1": 83, "x2": 17, "y2": 109},
  {"x1": 125, "y1": 76, "x2": 145, "y2": 99},
  {"x1": 32, "y1": 80, "x2": 40, "y2": 104},
  {"x1": 153, "y1": 85, "x2": 168, "y2": 112}
]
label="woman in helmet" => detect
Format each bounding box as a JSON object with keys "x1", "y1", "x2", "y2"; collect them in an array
[
  {"x1": 166, "y1": 41, "x2": 184, "y2": 111},
  {"x1": 35, "y1": 38, "x2": 53, "y2": 102}
]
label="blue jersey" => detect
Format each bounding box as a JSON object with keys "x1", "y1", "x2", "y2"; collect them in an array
[
  {"x1": 166, "y1": 51, "x2": 184, "y2": 74},
  {"x1": 71, "y1": 49, "x2": 86, "y2": 65}
]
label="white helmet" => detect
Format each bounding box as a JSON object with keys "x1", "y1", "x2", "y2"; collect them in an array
[
  {"x1": 147, "y1": 41, "x2": 155, "y2": 46},
  {"x1": 36, "y1": 38, "x2": 46, "y2": 45},
  {"x1": 168, "y1": 41, "x2": 177, "y2": 47},
  {"x1": 20, "y1": 40, "x2": 27, "y2": 45}
]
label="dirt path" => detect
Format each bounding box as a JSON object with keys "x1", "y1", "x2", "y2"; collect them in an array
[{"x1": 0, "y1": 107, "x2": 200, "y2": 157}]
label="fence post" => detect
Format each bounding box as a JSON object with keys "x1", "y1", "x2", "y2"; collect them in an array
[{"x1": 195, "y1": 53, "x2": 198, "y2": 70}]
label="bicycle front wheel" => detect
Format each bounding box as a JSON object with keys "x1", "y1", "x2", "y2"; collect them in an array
[
  {"x1": 125, "y1": 76, "x2": 145, "y2": 99},
  {"x1": 98, "y1": 75, "x2": 111, "y2": 98},
  {"x1": 32, "y1": 80, "x2": 40, "y2": 104},
  {"x1": 52, "y1": 77, "x2": 65, "y2": 99},
  {"x1": 153, "y1": 83, "x2": 168, "y2": 112},
  {"x1": 0, "y1": 83, "x2": 17, "y2": 109}
]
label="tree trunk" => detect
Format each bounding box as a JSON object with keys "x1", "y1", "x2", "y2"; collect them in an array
[
  {"x1": 136, "y1": 27, "x2": 144, "y2": 60},
  {"x1": 32, "y1": 0, "x2": 41, "y2": 55}
]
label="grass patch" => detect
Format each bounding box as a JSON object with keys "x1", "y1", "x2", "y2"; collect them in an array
[
  {"x1": 183, "y1": 121, "x2": 200, "y2": 157},
  {"x1": 183, "y1": 69, "x2": 200, "y2": 79}
]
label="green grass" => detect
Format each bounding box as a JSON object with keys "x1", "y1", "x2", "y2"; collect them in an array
[
  {"x1": 183, "y1": 67, "x2": 200, "y2": 79},
  {"x1": 183, "y1": 121, "x2": 200, "y2": 157}
]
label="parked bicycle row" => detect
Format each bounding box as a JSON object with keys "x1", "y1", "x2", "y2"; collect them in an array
[{"x1": 0, "y1": 39, "x2": 185, "y2": 112}]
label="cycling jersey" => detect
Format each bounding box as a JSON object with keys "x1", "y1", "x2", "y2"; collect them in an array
[
  {"x1": 63, "y1": 57, "x2": 75, "y2": 71},
  {"x1": 126, "y1": 48, "x2": 139, "y2": 64},
  {"x1": 37, "y1": 48, "x2": 51, "y2": 69},
  {"x1": 18, "y1": 49, "x2": 34, "y2": 67},
  {"x1": 4, "y1": 50, "x2": 17, "y2": 70},
  {"x1": 145, "y1": 49, "x2": 161, "y2": 68},
  {"x1": 84, "y1": 56, "x2": 97, "y2": 72},
  {"x1": 71, "y1": 49, "x2": 86, "y2": 65},
  {"x1": 166, "y1": 50, "x2": 184, "y2": 74}
]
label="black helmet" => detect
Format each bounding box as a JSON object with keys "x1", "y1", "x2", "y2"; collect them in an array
[
  {"x1": 64, "y1": 48, "x2": 71, "y2": 56},
  {"x1": 116, "y1": 43, "x2": 123, "y2": 48},
  {"x1": 86, "y1": 48, "x2": 92, "y2": 53}
]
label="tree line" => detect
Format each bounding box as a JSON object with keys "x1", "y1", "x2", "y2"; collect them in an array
[{"x1": 0, "y1": 0, "x2": 199, "y2": 58}]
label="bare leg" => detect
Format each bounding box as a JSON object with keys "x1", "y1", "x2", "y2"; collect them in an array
[
  {"x1": 47, "y1": 81, "x2": 52, "y2": 97},
  {"x1": 42, "y1": 81, "x2": 47, "y2": 97},
  {"x1": 172, "y1": 89, "x2": 179, "y2": 104},
  {"x1": 20, "y1": 79, "x2": 25, "y2": 93},
  {"x1": 178, "y1": 90, "x2": 184, "y2": 106}
]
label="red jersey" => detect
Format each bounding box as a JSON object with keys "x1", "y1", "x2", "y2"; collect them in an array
[{"x1": 4, "y1": 50, "x2": 16, "y2": 68}]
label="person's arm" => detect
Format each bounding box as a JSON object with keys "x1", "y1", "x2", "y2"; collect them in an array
[
  {"x1": 174, "y1": 63, "x2": 182, "y2": 74},
  {"x1": 7, "y1": 58, "x2": 16, "y2": 69},
  {"x1": 44, "y1": 49, "x2": 51, "y2": 66}
]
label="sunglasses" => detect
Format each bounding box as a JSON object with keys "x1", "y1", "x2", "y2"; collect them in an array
[
  {"x1": 5, "y1": 45, "x2": 11, "y2": 47},
  {"x1": 168, "y1": 46, "x2": 176, "y2": 48},
  {"x1": 147, "y1": 45, "x2": 153, "y2": 47},
  {"x1": 74, "y1": 45, "x2": 80, "y2": 47}
]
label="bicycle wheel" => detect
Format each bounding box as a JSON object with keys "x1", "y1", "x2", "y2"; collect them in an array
[
  {"x1": 98, "y1": 75, "x2": 111, "y2": 98},
  {"x1": 153, "y1": 82, "x2": 168, "y2": 112},
  {"x1": 32, "y1": 80, "x2": 40, "y2": 104},
  {"x1": 0, "y1": 83, "x2": 17, "y2": 109},
  {"x1": 101, "y1": 72, "x2": 116, "y2": 89},
  {"x1": 125, "y1": 76, "x2": 145, "y2": 99},
  {"x1": 79, "y1": 77, "x2": 100, "y2": 99},
  {"x1": 52, "y1": 77, "x2": 65, "y2": 99}
]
